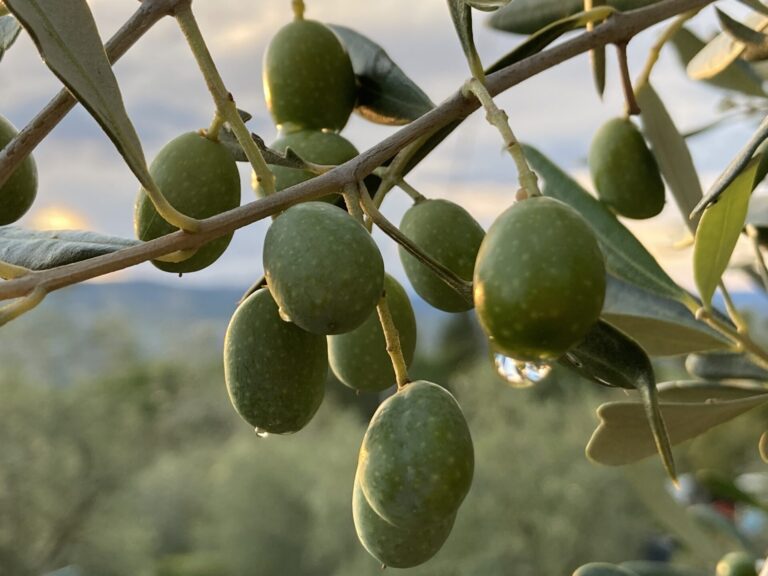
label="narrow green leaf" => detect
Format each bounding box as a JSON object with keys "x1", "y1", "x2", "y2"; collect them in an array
[
  {"x1": 0, "y1": 226, "x2": 140, "y2": 270},
  {"x1": 670, "y1": 27, "x2": 766, "y2": 97},
  {"x1": 657, "y1": 380, "x2": 768, "y2": 402},
  {"x1": 0, "y1": 14, "x2": 20, "y2": 63},
  {"x1": 687, "y1": 12, "x2": 768, "y2": 80},
  {"x1": 717, "y1": 8, "x2": 768, "y2": 46},
  {"x1": 685, "y1": 352, "x2": 768, "y2": 382},
  {"x1": 602, "y1": 276, "x2": 729, "y2": 356},
  {"x1": 488, "y1": 0, "x2": 660, "y2": 35},
  {"x1": 586, "y1": 387, "x2": 768, "y2": 466},
  {"x1": 592, "y1": 45, "x2": 606, "y2": 98},
  {"x1": 328, "y1": 25, "x2": 435, "y2": 126},
  {"x1": 636, "y1": 82, "x2": 704, "y2": 233},
  {"x1": 694, "y1": 158, "x2": 759, "y2": 308},
  {"x1": 465, "y1": 0, "x2": 510, "y2": 11},
  {"x1": 447, "y1": 0, "x2": 482, "y2": 74},
  {"x1": 523, "y1": 145, "x2": 690, "y2": 304},
  {"x1": 4, "y1": 0, "x2": 152, "y2": 187},
  {"x1": 561, "y1": 320, "x2": 676, "y2": 479}
]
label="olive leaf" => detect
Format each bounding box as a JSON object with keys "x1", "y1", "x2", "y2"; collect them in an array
[
  {"x1": 687, "y1": 12, "x2": 768, "y2": 80},
  {"x1": 657, "y1": 380, "x2": 768, "y2": 402},
  {"x1": 636, "y1": 82, "x2": 704, "y2": 233},
  {"x1": 670, "y1": 27, "x2": 766, "y2": 97},
  {"x1": 694, "y1": 157, "x2": 759, "y2": 308},
  {"x1": 523, "y1": 145, "x2": 690, "y2": 304},
  {"x1": 328, "y1": 25, "x2": 434, "y2": 126},
  {"x1": 4, "y1": 0, "x2": 154, "y2": 190},
  {"x1": 447, "y1": 0, "x2": 482, "y2": 74},
  {"x1": 586, "y1": 383, "x2": 768, "y2": 467},
  {"x1": 0, "y1": 226, "x2": 140, "y2": 270},
  {"x1": 465, "y1": 0, "x2": 510, "y2": 11},
  {"x1": 717, "y1": 8, "x2": 768, "y2": 47},
  {"x1": 602, "y1": 276, "x2": 729, "y2": 356},
  {"x1": 560, "y1": 320, "x2": 676, "y2": 479},
  {"x1": 685, "y1": 352, "x2": 768, "y2": 382},
  {"x1": 0, "y1": 14, "x2": 20, "y2": 63},
  {"x1": 488, "y1": 0, "x2": 660, "y2": 35}
]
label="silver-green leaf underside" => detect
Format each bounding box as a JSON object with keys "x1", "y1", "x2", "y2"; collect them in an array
[{"x1": 0, "y1": 14, "x2": 21, "y2": 63}]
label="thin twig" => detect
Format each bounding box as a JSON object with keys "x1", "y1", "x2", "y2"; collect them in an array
[
  {"x1": 719, "y1": 280, "x2": 748, "y2": 333},
  {"x1": 616, "y1": 42, "x2": 641, "y2": 116},
  {"x1": 376, "y1": 293, "x2": 410, "y2": 390},
  {"x1": 396, "y1": 179, "x2": 426, "y2": 203}
]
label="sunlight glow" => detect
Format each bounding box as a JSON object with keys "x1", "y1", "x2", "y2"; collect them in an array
[{"x1": 30, "y1": 206, "x2": 89, "y2": 231}]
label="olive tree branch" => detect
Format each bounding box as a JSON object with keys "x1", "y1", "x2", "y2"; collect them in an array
[{"x1": 0, "y1": 0, "x2": 714, "y2": 306}]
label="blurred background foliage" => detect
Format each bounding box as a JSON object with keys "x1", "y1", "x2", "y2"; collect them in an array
[{"x1": 1, "y1": 284, "x2": 767, "y2": 576}]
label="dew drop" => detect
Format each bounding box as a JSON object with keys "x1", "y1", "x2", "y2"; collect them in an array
[
  {"x1": 255, "y1": 428, "x2": 269, "y2": 438},
  {"x1": 277, "y1": 307, "x2": 292, "y2": 323},
  {"x1": 493, "y1": 353, "x2": 552, "y2": 388}
]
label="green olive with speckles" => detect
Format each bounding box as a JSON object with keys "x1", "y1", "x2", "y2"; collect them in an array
[
  {"x1": 134, "y1": 132, "x2": 241, "y2": 273},
  {"x1": 474, "y1": 196, "x2": 606, "y2": 361},
  {"x1": 263, "y1": 19, "x2": 357, "y2": 132},
  {"x1": 252, "y1": 129, "x2": 358, "y2": 200},
  {"x1": 263, "y1": 202, "x2": 384, "y2": 335},
  {"x1": 353, "y1": 474, "x2": 455, "y2": 568},
  {"x1": 328, "y1": 274, "x2": 417, "y2": 392},
  {"x1": 223, "y1": 288, "x2": 327, "y2": 434},
  {"x1": 398, "y1": 199, "x2": 484, "y2": 312},
  {"x1": 358, "y1": 380, "x2": 474, "y2": 529},
  {"x1": 589, "y1": 117, "x2": 665, "y2": 219},
  {"x1": 0, "y1": 114, "x2": 37, "y2": 225},
  {"x1": 716, "y1": 552, "x2": 758, "y2": 576},
  {"x1": 572, "y1": 563, "x2": 641, "y2": 576}
]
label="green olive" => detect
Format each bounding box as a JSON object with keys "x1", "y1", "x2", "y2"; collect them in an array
[
  {"x1": 358, "y1": 380, "x2": 474, "y2": 530},
  {"x1": 716, "y1": 552, "x2": 758, "y2": 576},
  {"x1": 223, "y1": 288, "x2": 327, "y2": 434},
  {"x1": 134, "y1": 131, "x2": 241, "y2": 273},
  {"x1": 253, "y1": 129, "x2": 358, "y2": 200},
  {"x1": 0, "y1": 114, "x2": 37, "y2": 225},
  {"x1": 589, "y1": 117, "x2": 665, "y2": 219},
  {"x1": 572, "y1": 563, "x2": 640, "y2": 576},
  {"x1": 352, "y1": 474, "x2": 455, "y2": 568},
  {"x1": 263, "y1": 201, "x2": 384, "y2": 335},
  {"x1": 398, "y1": 199, "x2": 485, "y2": 312},
  {"x1": 473, "y1": 196, "x2": 606, "y2": 361},
  {"x1": 328, "y1": 274, "x2": 417, "y2": 392},
  {"x1": 263, "y1": 19, "x2": 357, "y2": 132}
]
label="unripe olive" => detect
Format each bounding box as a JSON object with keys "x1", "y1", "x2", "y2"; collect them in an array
[
  {"x1": 572, "y1": 563, "x2": 640, "y2": 576},
  {"x1": 0, "y1": 114, "x2": 37, "y2": 225},
  {"x1": 253, "y1": 129, "x2": 358, "y2": 200},
  {"x1": 398, "y1": 199, "x2": 484, "y2": 312},
  {"x1": 353, "y1": 474, "x2": 455, "y2": 568},
  {"x1": 473, "y1": 196, "x2": 606, "y2": 361},
  {"x1": 589, "y1": 117, "x2": 665, "y2": 219},
  {"x1": 263, "y1": 19, "x2": 357, "y2": 132},
  {"x1": 358, "y1": 380, "x2": 474, "y2": 530},
  {"x1": 223, "y1": 288, "x2": 327, "y2": 434},
  {"x1": 328, "y1": 274, "x2": 417, "y2": 392},
  {"x1": 263, "y1": 202, "x2": 384, "y2": 335},
  {"x1": 716, "y1": 552, "x2": 758, "y2": 576},
  {"x1": 134, "y1": 132, "x2": 241, "y2": 273}
]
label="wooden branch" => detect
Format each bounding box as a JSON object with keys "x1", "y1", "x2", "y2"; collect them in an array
[{"x1": 0, "y1": 0, "x2": 714, "y2": 303}]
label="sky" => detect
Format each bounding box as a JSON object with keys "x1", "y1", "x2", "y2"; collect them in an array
[{"x1": 0, "y1": 0, "x2": 763, "y2": 293}]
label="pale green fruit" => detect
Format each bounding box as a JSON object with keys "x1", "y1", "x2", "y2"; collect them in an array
[
  {"x1": 134, "y1": 132, "x2": 241, "y2": 273},
  {"x1": 589, "y1": 117, "x2": 665, "y2": 219},
  {"x1": 716, "y1": 552, "x2": 758, "y2": 576},
  {"x1": 328, "y1": 274, "x2": 417, "y2": 392},
  {"x1": 263, "y1": 19, "x2": 357, "y2": 132},
  {"x1": 263, "y1": 202, "x2": 384, "y2": 335},
  {"x1": 223, "y1": 288, "x2": 327, "y2": 434},
  {"x1": 253, "y1": 129, "x2": 358, "y2": 200},
  {"x1": 474, "y1": 196, "x2": 605, "y2": 361},
  {"x1": 573, "y1": 563, "x2": 640, "y2": 576},
  {"x1": 0, "y1": 114, "x2": 37, "y2": 225},
  {"x1": 398, "y1": 199, "x2": 484, "y2": 312},
  {"x1": 358, "y1": 380, "x2": 474, "y2": 529},
  {"x1": 353, "y1": 474, "x2": 455, "y2": 568}
]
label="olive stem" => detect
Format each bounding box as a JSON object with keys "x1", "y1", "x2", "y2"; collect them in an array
[
  {"x1": 292, "y1": 0, "x2": 305, "y2": 20},
  {"x1": 719, "y1": 281, "x2": 749, "y2": 333},
  {"x1": 0, "y1": 260, "x2": 31, "y2": 280},
  {"x1": 616, "y1": 42, "x2": 641, "y2": 116},
  {"x1": 462, "y1": 77, "x2": 541, "y2": 198},
  {"x1": 342, "y1": 182, "x2": 366, "y2": 224},
  {"x1": 697, "y1": 307, "x2": 768, "y2": 371},
  {"x1": 174, "y1": 3, "x2": 275, "y2": 196},
  {"x1": 205, "y1": 112, "x2": 225, "y2": 142},
  {"x1": 747, "y1": 225, "x2": 768, "y2": 293},
  {"x1": 636, "y1": 8, "x2": 700, "y2": 88},
  {"x1": 376, "y1": 293, "x2": 410, "y2": 390},
  {"x1": 397, "y1": 179, "x2": 426, "y2": 203},
  {"x1": 0, "y1": 286, "x2": 45, "y2": 327},
  {"x1": 357, "y1": 182, "x2": 474, "y2": 306}
]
